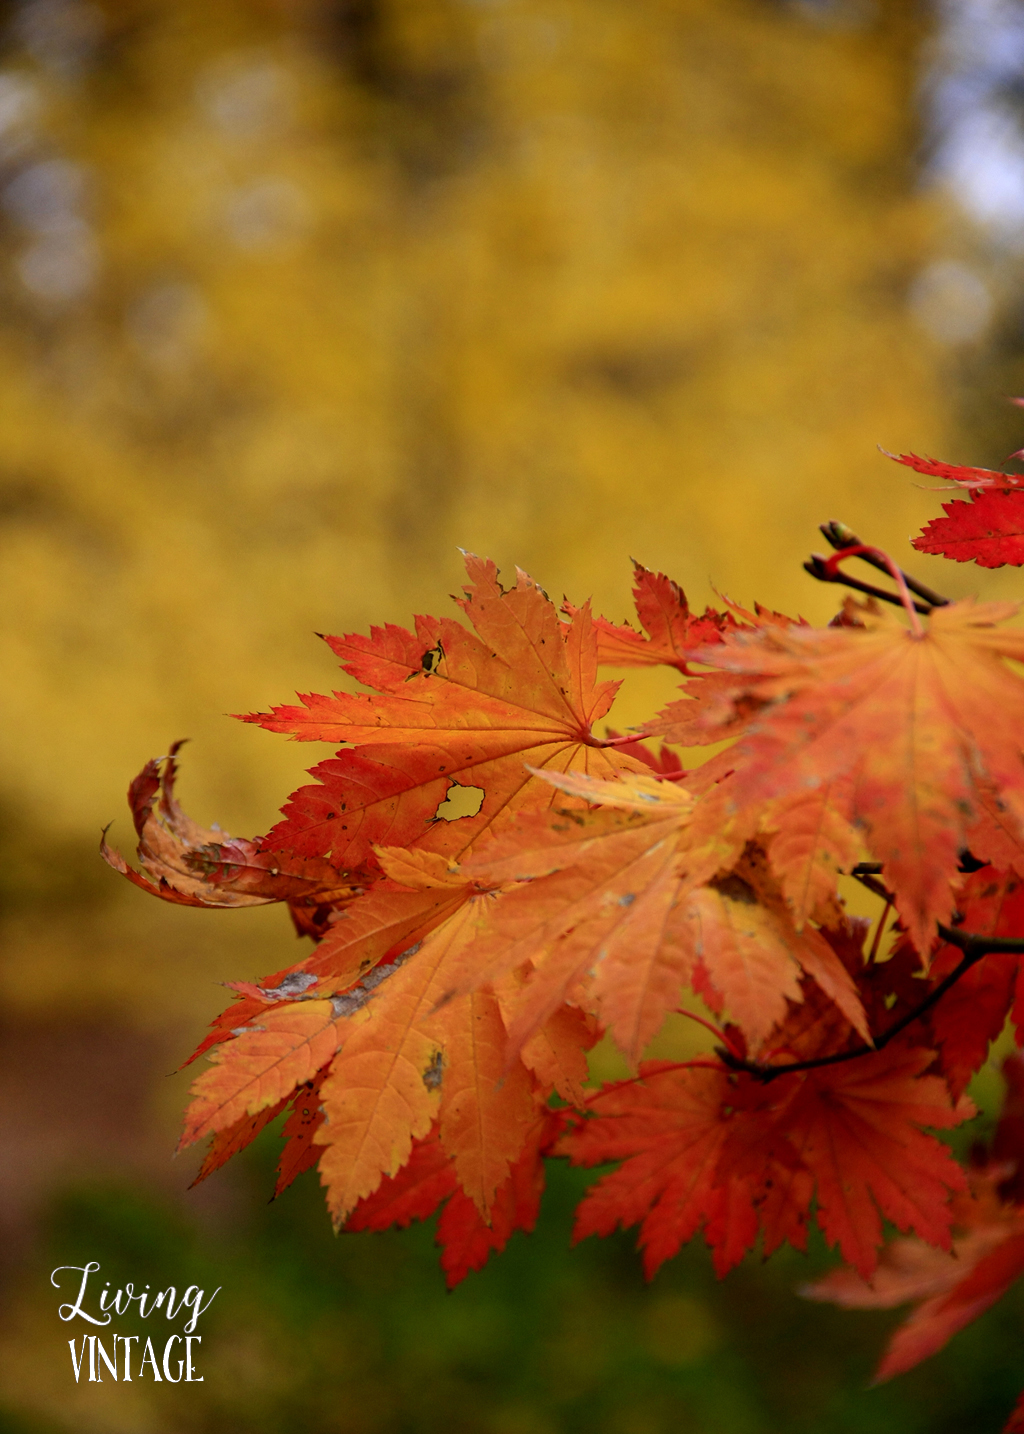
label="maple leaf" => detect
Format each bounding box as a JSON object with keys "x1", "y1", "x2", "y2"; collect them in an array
[
  {"x1": 180, "y1": 903, "x2": 543, "y2": 1224},
  {"x1": 804, "y1": 1211, "x2": 1024, "y2": 1382},
  {"x1": 275, "y1": 1069, "x2": 330, "y2": 1196},
  {"x1": 460, "y1": 772, "x2": 868, "y2": 1060},
  {"x1": 559, "y1": 1060, "x2": 779, "y2": 1278},
  {"x1": 685, "y1": 847, "x2": 868, "y2": 1051},
  {"x1": 459, "y1": 777, "x2": 706, "y2": 1062},
  {"x1": 759, "y1": 777, "x2": 866, "y2": 928},
  {"x1": 925, "y1": 869, "x2": 1024, "y2": 1098},
  {"x1": 516, "y1": 999, "x2": 600, "y2": 1108},
  {"x1": 190, "y1": 1068, "x2": 333, "y2": 1195},
  {"x1": 561, "y1": 1034, "x2": 969, "y2": 1281},
  {"x1": 344, "y1": 1123, "x2": 457, "y2": 1232},
  {"x1": 180, "y1": 835, "x2": 605, "y2": 1232},
  {"x1": 189, "y1": 1096, "x2": 291, "y2": 1188},
  {"x1": 242, "y1": 554, "x2": 645, "y2": 868},
  {"x1": 652, "y1": 599, "x2": 1024, "y2": 955},
  {"x1": 565, "y1": 562, "x2": 739, "y2": 672},
  {"x1": 781, "y1": 1044, "x2": 971, "y2": 1279},
  {"x1": 179, "y1": 999, "x2": 344, "y2": 1151},
  {"x1": 804, "y1": 1058, "x2": 1024, "y2": 1386},
  {"x1": 434, "y1": 1120, "x2": 551, "y2": 1287},
  {"x1": 102, "y1": 744, "x2": 363, "y2": 909},
  {"x1": 183, "y1": 870, "x2": 472, "y2": 1069},
  {"x1": 313, "y1": 891, "x2": 539, "y2": 1225},
  {"x1": 887, "y1": 450, "x2": 1024, "y2": 491},
  {"x1": 637, "y1": 750, "x2": 863, "y2": 931},
  {"x1": 912, "y1": 489, "x2": 1024, "y2": 568},
  {"x1": 345, "y1": 1109, "x2": 566, "y2": 1287}
]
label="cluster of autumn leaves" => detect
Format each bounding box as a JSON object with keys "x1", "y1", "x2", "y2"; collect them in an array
[{"x1": 108, "y1": 449, "x2": 1024, "y2": 1425}]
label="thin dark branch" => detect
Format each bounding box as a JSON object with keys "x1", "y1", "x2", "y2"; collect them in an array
[
  {"x1": 853, "y1": 855, "x2": 986, "y2": 877},
  {"x1": 803, "y1": 555, "x2": 932, "y2": 614},
  {"x1": 935, "y1": 922, "x2": 1024, "y2": 956},
  {"x1": 718, "y1": 1040, "x2": 878, "y2": 1081},
  {"x1": 703, "y1": 530, "x2": 983, "y2": 1083},
  {"x1": 717, "y1": 922, "x2": 1024, "y2": 1083},
  {"x1": 868, "y1": 895, "x2": 894, "y2": 964},
  {"x1": 818, "y1": 521, "x2": 951, "y2": 608},
  {"x1": 851, "y1": 869, "x2": 892, "y2": 903}
]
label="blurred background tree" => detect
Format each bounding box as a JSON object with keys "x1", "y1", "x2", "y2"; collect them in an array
[{"x1": 2, "y1": 1, "x2": 1023, "y2": 1430}]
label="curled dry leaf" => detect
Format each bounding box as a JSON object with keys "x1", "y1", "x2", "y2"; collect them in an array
[{"x1": 102, "y1": 742, "x2": 362, "y2": 909}]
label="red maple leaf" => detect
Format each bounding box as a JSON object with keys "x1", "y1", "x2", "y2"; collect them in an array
[
  {"x1": 925, "y1": 869, "x2": 1024, "y2": 1098},
  {"x1": 560, "y1": 1033, "x2": 970, "y2": 1281},
  {"x1": 346, "y1": 1109, "x2": 566, "y2": 1287},
  {"x1": 886, "y1": 450, "x2": 1024, "y2": 490},
  {"x1": 804, "y1": 1056, "x2": 1024, "y2": 1418},
  {"x1": 565, "y1": 562, "x2": 740, "y2": 672},
  {"x1": 912, "y1": 489, "x2": 1024, "y2": 568}
]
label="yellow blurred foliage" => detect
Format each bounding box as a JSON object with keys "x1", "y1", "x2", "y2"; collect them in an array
[{"x1": 0, "y1": 0, "x2": 957, "y2": 1025}]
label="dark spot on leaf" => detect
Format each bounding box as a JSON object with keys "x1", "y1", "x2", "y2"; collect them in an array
[{"x1": 423, "y1": 1050, "x2": 444, "y2": 1090}]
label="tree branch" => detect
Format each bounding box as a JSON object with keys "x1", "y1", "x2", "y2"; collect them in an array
[
  {"x1": 693, "y1": 533, "x2": 984, "y2": 1083},
  {"x1": 850, "y1": 868, "x2": 891, "y2": 902},
  {"x1": 817, "y1": 521, "x2": 950, "y2": 608},
  {"x1": 717, "y1": 922, "x2": 1024, "y2": 1083},
  {"x1": 803, "y1": 554, "x2": 933, "y2": 614}
]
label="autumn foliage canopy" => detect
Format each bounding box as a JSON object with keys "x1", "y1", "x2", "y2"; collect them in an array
[{"x1": 107, "y1": 444, "x2": 1024, "y2": 1428}]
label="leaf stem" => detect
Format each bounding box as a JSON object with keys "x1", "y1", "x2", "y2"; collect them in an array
[
  {"x1": 673, "y1": 1006, "x2": 740, "y2": 1054},
  {"x1": 583, "y1": 1058, "x2": 724, "y2": 1101},
  {"x1": 587, "y1": 730, "x2": 654, "y2": 748},
  {"x1": 851, "y1": 868, "x2": 892, "y2": 903},
  {"x1": 817, "y1": 545, "x2": 925, "y2": 637},
  {"x1": 804, "y1": 555, "x2": 933, "y2": 615},
  {"x1": 818, "y1": 522, "x2": 950, "y2": 608}
]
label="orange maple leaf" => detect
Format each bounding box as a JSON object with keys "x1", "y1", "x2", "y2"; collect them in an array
[
  {"x1": 313, "y1": 891, "x2": 538, "y2": 1225},
  {"x1": 179, "y1": 999, "x2": 344, "y2": 1151},
  {"x1": 179, "y1": 842, "x2": 593, "y2": 1225},
  {"x1": 189, "y1": 1096, "x2": 292, "y2": 1189},
  {"x1": 652, "y1": 599, "x2": 1024, "y2": 954},
  {"x1": 182, "y1": 874, "x2": 467, "y2": 1069},
  {"x1": 242, "y1": 554, "x2": 645, "y2": 867},
  {"x1": 460, "y1": 771, "x2": 867, "y2": 1060}
]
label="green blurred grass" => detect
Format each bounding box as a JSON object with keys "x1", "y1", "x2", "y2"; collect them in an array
[{"x1": 3, "y1": 1118, "x2": 1023, "y2": 1434}]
